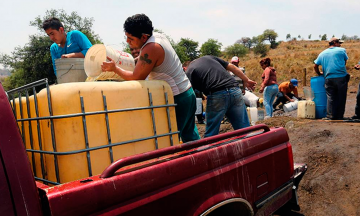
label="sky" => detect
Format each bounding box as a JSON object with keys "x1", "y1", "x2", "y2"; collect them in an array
[{"x1": 1, "y1": 0, "x2": 359, "y2": 69}]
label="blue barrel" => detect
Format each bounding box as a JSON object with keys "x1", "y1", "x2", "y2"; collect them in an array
[{"x1": 311, "y1": 76, "x2": 327, "y2": 118}]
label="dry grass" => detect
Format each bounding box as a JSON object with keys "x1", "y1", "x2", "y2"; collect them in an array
[{"x1": 236, "y1": 40, "x2": 360, "y2": 90}]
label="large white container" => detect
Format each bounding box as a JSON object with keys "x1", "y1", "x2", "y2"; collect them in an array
[
  {"x1": 84, "y1": 44, "x2": 135, "y2": 81},
  {"x1": 297, "y1": 100, "x2": 315, "y2": 119},
  {"x1": 283, "y1": 100, "x2": 299, "y2": 112},
  {"x1": 55, "y1": 58, "x2": 87, "y2": 83}
]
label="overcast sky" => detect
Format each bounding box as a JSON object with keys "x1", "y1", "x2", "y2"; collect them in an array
[{"x1": 1, "y1": 0, "x2": 359, "y2": 69}]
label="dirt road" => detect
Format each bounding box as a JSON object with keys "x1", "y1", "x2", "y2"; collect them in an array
[{"x1": 196, "y1": 86, "x2": 360, "y2": 216}]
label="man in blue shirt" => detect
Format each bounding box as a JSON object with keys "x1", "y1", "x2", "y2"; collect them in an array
[
  {"x1": 42, "y1": 17, "x2": 92, "y2": 75},
  {"x1": 314, "y1": 37, "x2": 349, "y2": 120}
]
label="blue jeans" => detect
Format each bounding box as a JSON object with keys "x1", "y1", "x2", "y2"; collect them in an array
[
  {"x1": 263, "y1": 84, "x2": 279, "y2": 117},
  {"x1": 205, "y1": 87, "x2": 250, "y2": 138}
]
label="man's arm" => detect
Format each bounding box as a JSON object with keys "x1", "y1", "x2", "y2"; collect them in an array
[
  {"x1": 101, "y1": 43, "x2": 164, "y2": 80},
  {"x1": 314, "y1": 64, "x2": 323, "y2": 76},
  {"x1": 227, "y1": 63, "x2": 256, "y2": 91},
  {"x1": 62, "y1": 52, "x2": 85, "y2": 58}
]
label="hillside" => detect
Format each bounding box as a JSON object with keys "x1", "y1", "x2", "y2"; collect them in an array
[
  {"x1": 237, "y1": 40, "x2": 360, "y2": 89},
  {"x1": 0, "y1": 68, "x2": 10, "y2": 76}
]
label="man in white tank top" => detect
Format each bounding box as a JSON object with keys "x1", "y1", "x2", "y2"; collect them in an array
[{"x1": 101, "y1": 14, "x2": 200, "y2": 142}]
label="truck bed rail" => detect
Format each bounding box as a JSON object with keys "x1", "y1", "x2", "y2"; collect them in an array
[{"x1": 101, "y1": 124, "x2": 270, "y2": 178}]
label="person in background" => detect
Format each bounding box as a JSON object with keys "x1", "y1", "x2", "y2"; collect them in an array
[
  {"x1": 351, "y1": 62, "x2": 360, "y2": 119},
  {"x1": 273, "y1": 79, "x2": 300, "y2": 109},
  {"x1": 229, "y1": 56, "x2": 259, "y2": 107},
  {"x1": 183, "y1": 61, "x2": 205, "y2": 124},
  {"x1": 101, "y1": 14, "x2": 200, "y2": 142},
  {"x1": 229, "y1": 56, "x2": 245, "y2": 91},
  {"x1": 42, "y1": 17, "x2": 92, "y2": 76},
  {"x1": 186, "y1": 55, "x2": 256, "y2": 138},
  {"x1": 314, "y1": 37, "x2": 349, "y2": 120},
  {"x1": 259, "y1": 58, "x2": 278, "y2": 118}
]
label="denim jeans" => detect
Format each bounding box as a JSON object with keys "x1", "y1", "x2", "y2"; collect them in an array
[
  {"x1": 263, "y1": 84, "x2": 279, "y2": 117},
  {"x1": 205, "y1": 87, "x2": 250, "y2": 138},
  {"x1": 273, "y1": 92, "x2": 295, "y2": 108}
]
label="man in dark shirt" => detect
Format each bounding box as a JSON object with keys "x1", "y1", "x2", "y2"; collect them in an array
[{"x1": 186, "y1": 55, "x2": 256, "y2": 137}]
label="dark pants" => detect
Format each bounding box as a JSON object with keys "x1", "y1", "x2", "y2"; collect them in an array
[
  {"x1": 273, "y1": 92, "x2": 295, "y2": 108},
  {"x1": 355, "y1": 82, "x2": 360, "y2": 117},
  {"x1": 325, "y1": 76, "x2": 349, "y2": 119}
]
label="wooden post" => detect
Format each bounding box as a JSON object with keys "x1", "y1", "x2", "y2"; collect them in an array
[{"x1": 303, "y1": 68, "x2": 307, "y2": 86}]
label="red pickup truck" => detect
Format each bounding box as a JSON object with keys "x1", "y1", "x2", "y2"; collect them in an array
[{"x1": 0, "y1": 80, "x2": 306, "y2": 216}]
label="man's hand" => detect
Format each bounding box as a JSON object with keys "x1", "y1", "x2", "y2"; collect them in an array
[
  {"x1": 244, "y1": 79, "x2": 256, "y2": 92},
  {"x1": 101, "y1": 56, "x2": 117, "y2": 72},
  {"x1": 61, "y1": 53, "x2": 72, "y2": 58},
  {"x1": 354, "y1": 64, "x2": 360, "y2": 70}
]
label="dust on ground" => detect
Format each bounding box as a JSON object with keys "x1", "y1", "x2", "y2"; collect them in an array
[{"x1": 196, "y1": 85, "x2": 360, "y2": 216}]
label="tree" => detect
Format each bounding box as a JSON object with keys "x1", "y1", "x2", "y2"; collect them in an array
[
  {"x1": 173, "y1": 45, "x2": 189, "y2": 63},
  {"x1": 177, "y1": 38, "x2": 199, "y2": 61},
  {"x1": 321, "y1": 34, "x2": 327, "y2": 41},
  {"x1": 308, "y1": 34, "x2": 312, "y2": 40},
  {"x1": 251, "y1": 36, "x2": 261, "y2": 47},
  {"x1": 224, "y1": 44, "x2": 248, "y2": 58},
  {"x1": 236, "y1": 37, "x2": 252, "y2": 49},
  {"x1": 262, "y1": 29, "x2": 278, "y2": 49},
  {"x1": 286, "y1": 34, "x2": 291, "y2": 41},
  {"x1": 199, "y1": 39, "x2": 222, "y2": 57},
  {"x1": 298, "y1": 35, "x2": 301, "y2": 39},
  {"x1": 1, "y1": 9, "x2": 102, "y2": 90},
  {"x1": 253, "y1": 43, "x2": 268, "y2": 57}
]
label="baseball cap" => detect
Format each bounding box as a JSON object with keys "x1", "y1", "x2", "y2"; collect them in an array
[
  {"x1": 329, "y1": 37, "x2": 344, "y2": 44},
  {"x1": 290, "y1": 79, "x2": 298, "y2": 86},
  {"x1": 231, "y1": 56, "x2": 239, "y2": 63}
]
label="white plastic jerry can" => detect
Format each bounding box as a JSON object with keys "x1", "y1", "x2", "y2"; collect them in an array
[{"x1": 297, "y1": 100, "x2": 315, "y2": 119}]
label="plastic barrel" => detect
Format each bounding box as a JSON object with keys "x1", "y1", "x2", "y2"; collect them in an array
[
  {"x1": 84, "y1": 44, "x2": 135, "y2": 81},
  {"x1": 311, "y1": 76, "x2": 327, "y2": 118}
]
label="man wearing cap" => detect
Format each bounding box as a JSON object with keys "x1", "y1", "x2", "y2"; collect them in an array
[
  {"x1": 314, "y1": 37, "x2": 349, "y2": 120},
  {"x1": 273, "y1": 79, "x2": 300, "y2": 109}
]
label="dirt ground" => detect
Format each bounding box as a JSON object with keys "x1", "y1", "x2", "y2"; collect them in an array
[{"x1": 196, "y1": 85, "x2": 360, "y2": 216}]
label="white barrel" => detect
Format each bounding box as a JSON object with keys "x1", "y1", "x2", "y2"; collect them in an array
[
  {"x1": 195, "y1": 98, "x2": 203, "y2": 115},
  {"x1": 283, "y1": 100, "x2": 298, "y2": 112},
  {"x1": 84, "y1": 44, "x2": 135, "y2": 81},
  {"x1": 55, "y1": 58, "x2": 87, "y2": 84},
  {"x1": 243, "y1": 90, "x2": 259, "y2": 107}
]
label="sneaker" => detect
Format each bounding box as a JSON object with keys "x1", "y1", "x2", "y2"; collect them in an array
[
  {"x1": 351, "y1": 115, "x2": 360, "y2": 120},
  {"x1": 322, "y1": 117, "x2": 332, "y2": 120}
]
